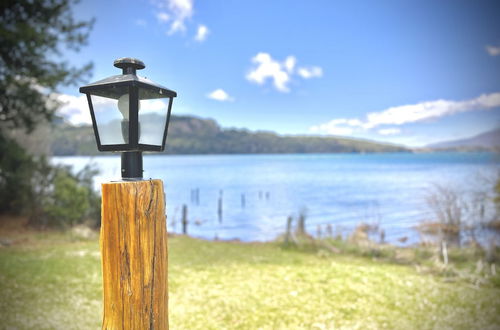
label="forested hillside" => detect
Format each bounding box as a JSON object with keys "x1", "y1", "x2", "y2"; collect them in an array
[
  {"x1": 426, "y1": 127, "x2": 500, "y2": 151},
  {"x1": 49, "y1": 115, "x2": 409, "y2": 155}
]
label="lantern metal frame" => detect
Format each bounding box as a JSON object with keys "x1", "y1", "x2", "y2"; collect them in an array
[{"x1": 79, "y1": 58, "x2": 177, "y2": 179}]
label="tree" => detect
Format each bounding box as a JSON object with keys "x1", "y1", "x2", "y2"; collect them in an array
[
  {"x1": 0, "y1": 0, "x2": 98, "y2": 228},
  {"x1": 0, "y1": 0, "x2": 94, "y2": 133}
]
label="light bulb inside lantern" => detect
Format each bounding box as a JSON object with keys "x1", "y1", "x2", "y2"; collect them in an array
[
  {"x1": 117, "y1": 94, "x2": 129, "y2": 120},
  {"x1": 117, "y1": 94, "x2": 140, "y2": 120}
]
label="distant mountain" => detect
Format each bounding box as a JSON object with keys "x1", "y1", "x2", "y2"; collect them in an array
[
  {"x1": 49, "y1": 114, "x2": 410, "y2": 156},
  {"x1": 427, "y1": 127, "x2": 500, "y2": 151}
]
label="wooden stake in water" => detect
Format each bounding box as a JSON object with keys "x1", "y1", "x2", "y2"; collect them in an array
[
  {"x1": 297, "y1": 213, "x2": 306, "y2": 236},
  {"x1": 285, "y1": 216, "x2": 293, "y2": 244},
  {"x1": 326, "y1": 224, "x2": 333, "y2": 238},
  {"x1": 182, "y1": 204, "x2": 188, "y2": 235},
  {"x1": 241, "y1": 193, "x2": 246, "y2": 208},
  {"x1": 190, "y1": 188, "x2": 200, "y2": 205},
  {"x1": 218, "y1": 190, "x2": 223, "y2": 223},
  {"x1": 100, "y1": 180, "x2": 168, "y2": 329}
]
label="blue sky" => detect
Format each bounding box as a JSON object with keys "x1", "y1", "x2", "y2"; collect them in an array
[{"x1": 59, "y1": 0, "x2": 500, "y2": 147}]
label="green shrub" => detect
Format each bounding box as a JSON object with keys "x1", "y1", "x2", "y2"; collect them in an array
[
  {"x1": 0, "y1": 133, "x2": 35, "y2": 213},
  {"x1": 44, "y1": 169, "x2": 90, "y2": 228},
  {"x1": 1, "y1": 133, "x2": 100, "y2": 228}
]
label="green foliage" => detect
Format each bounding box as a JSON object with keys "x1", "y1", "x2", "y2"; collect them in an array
[
  {"x1": 0, "y1": 132, "x2": 35, "y2": 212},
  {"x1": 44, "y1": 169, "x2": 89, "y2": 227},
  {"x1": 0, "y1": 0, "x2": 94, "y2": 132},
  {"x1": 75, "y1": 164, "x2": 101, "y2": 226},
  {"x1": 26, "y1": 154, "x2": 56, "y2": 227},
  {"x1": 30, "y1": 162, "x2": 100, "y2": 229},
  {"x1": 0, "y1": 131, "x2": 100, "y2": 227}
]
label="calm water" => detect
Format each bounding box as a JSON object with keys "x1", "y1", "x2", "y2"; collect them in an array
[{"x1": 52, "y1": 152, "x2": 500, "y2": 244}]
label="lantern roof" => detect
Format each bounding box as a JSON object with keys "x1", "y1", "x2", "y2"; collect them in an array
[{"x1": 79, "y1": 74, "x2": 177, "y2": 99}]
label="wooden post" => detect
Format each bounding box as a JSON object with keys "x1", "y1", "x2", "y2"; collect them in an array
[
  {"x1": 100, "y1": 179, "x2": 168, "y2": 329},
  {"x1": 441, "y1": 241, "x2": 448, "y2": 265}
]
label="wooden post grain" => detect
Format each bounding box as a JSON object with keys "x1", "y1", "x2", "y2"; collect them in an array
[{"x1": 100, "y1": 179, "x2": 168, "y2": 329}]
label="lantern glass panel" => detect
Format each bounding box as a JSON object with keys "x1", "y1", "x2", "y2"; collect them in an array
[
  {"x1": 91, "y1": 94, "x2": 129, "y2": 145},
  {"x1": 138, "y1": 96, "x2": 171, "y2": 146}
]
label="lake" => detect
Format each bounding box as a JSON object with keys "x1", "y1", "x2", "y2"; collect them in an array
[{"x1": 52, "y1": 152, "x2": 500, "y2": 245}]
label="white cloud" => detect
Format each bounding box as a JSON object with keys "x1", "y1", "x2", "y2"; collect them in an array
[
  {"x1": 140, "y1": 99, "x2": 169, "y2": 114},
  {"x1": 297, "y1": 66, "x2": 323, "y2": 79},
  {"x1": 284, "y1": 56, "x2": 296, "y2": 73},
  {"x1": 56, "y1": 93, "x2": 142, "y2": 126},
  {"x1": 167, "y1": 0, "x2": 193, "y2": 34},
  {"x1": 486, "y1": 45, "x2": 500, "y2": 56},
  {"x1": 325, "y1": 126, "x2": 354, "y2": 136},
  {"x1": 310, "y1": 92, "x2": 500, "y2": 135},
  {"x1": 153, "y1": 0, "x2": 210, "y2": 41},
  {"x1": 156, "y1": 12, "x2": 170, "y2": 23},
  {"x1": 363, "y1": 93, "x2": 500, "y2": 128},
  {"x1": 246, "y1": 53, "x2": 291, "y2": 92},
  {"x1": 309, "y1": 119, "x2": 354, "y2": 135},
  {"x1": 246, "y1": 53, "x2": 322, "y2": 92},
  {"x1": 378, "y1": 128, "x2": 401, "y2": 136},
  {"x1": 195, "y1": 24, "x2": 209, "y2": 42},
  {"x1": 153, "y1": 0, "x2": 194, "y2": 34},
  {"x1": 56, "y1": 94, "x2": 92, "y2": 126},
  {"x1": 207, "y1": 89, "x2": 234, "y2": 102}
]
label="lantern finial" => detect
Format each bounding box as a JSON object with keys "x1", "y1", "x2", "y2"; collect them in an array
[{"x1": 114, "y1": 58, "x2": 145, "y2": 75}]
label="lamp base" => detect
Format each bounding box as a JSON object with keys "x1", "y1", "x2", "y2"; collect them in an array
[{"x1": 121, "y1": 151, "x2": 143, "y2": 180}]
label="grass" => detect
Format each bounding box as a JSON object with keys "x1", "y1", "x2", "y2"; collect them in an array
[{"x1": 0, "y1": 228, "x2": 499, "y2": 329}]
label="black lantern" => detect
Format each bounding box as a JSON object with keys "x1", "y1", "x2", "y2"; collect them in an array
[{"x1": 80, "y1": 58, "x2": 177, "y2": 179}]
